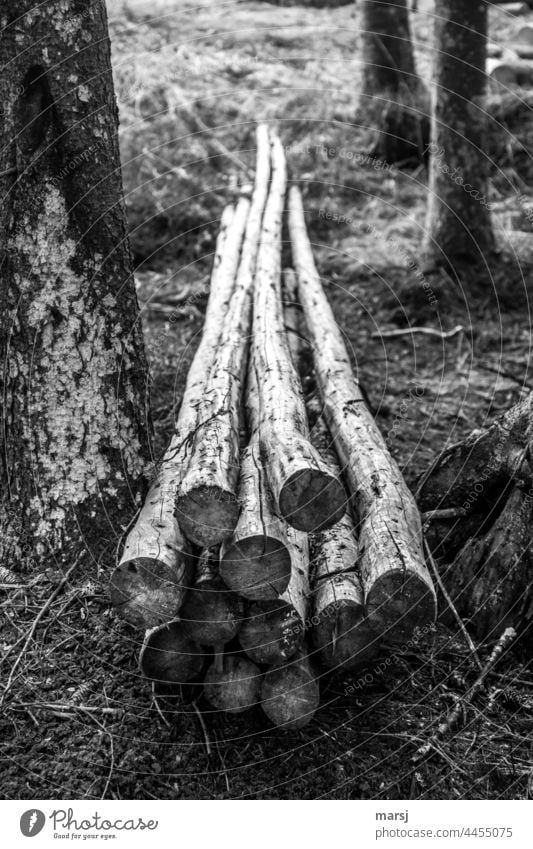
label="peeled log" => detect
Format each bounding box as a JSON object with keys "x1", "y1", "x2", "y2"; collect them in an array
[
  {"x1": 180, "y1": 548, "x2": 245, "y2": 647},
  {"x1": 252, "y1": 135, "x2": 345, "y2": 532},
  {"x1": 176, "y1": 125, "x2": 271, "y2": 546},
  {"x1": 261, "y1": 652, "x2": 320, "y2": 730},
  {"x1": 220, "y1": 344, "x2": 292, "y2": 601},
  {"x1": 140, "y1": 620, "x2": 205, "y2": 684},
  {"x1": 289, "y1": 186, "x2": 436, "y2": 643},
  {"x1": 310, "y1": 411, "x2": 381, "y2": 670},
  {"x1": 203, "y1": 655, "x2": 262, "y2": 713},
  {"x1": 487, "y1": 57, "x2": 533, "y2": 86},
  {"x1": 220, "y1": 441, "x2": 292, "y2": 599},
  {"x1": 110, "y1": 201, "x2": 248, "y2": 628},
  {"x1": 239, "y1": 527, "x2": 309, "y2": 665}
]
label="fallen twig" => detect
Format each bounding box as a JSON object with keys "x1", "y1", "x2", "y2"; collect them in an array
[
  {"x1": 413, "y1": 626, "x2": 517, "y2": 763},
  {"x1": 372, "y1": 325, "x2": 467, "y2": 340},
  {"x1": 0, "y1": 559, "x2": 80, "y2": 704},
  {"x1": 423, "y1": 539, "x2": 482, "y2": 670}
]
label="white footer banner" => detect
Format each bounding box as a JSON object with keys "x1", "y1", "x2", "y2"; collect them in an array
[{"x1": 0, "y1": 800, "x2": 530, "y2": 848}]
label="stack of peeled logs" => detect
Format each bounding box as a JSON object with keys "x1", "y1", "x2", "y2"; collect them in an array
[{"x1": 110, "y1": 125, "x2": 437, "y2": 730}]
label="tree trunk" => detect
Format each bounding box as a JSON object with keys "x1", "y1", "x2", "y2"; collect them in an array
[
  {"x1": 252, "y1": 136, "x2": 345, "y2": 532},
  {"x1": 361, "y1": 0, "x2": 419, "y2": 95},
  {"x1": 180, "y1": 547, "x2": 245, "y2": 648},
  {"x1": 260, "y1": 652, "x2": 320, "y2": 730},
  {"x1": 203, "y1": 655, "x2": 261, "y2": 714},
  {"x1": 360, "y1": 0, "x2": 429, "y2": 163},
  {"x1": 289, "y1": 186, "x2": 437, "y2": 643},
  {"x1": 424, "y1": 0, "x2": 495, "y2": 266},
  {"x1": 176, "y1": 125, "x2": 271, "y2": 547},
  {"x1": 0, "y1": 1, "x2": 151, "y2": 568},
  {"x1": 109, "y1": 201, "x2": 248, "y2": 627}
]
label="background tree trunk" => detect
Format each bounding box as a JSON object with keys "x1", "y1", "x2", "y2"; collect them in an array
[
  {"x1": 424, "y1": 0, "x2": 495, "y2": 266},
  {"x1": 361, "y1": 0, "x2": 419, "y2": 95},
  {"x1": 360, "y1": 0, "x2": 429, "y2": 164},
  {"x1": 0, "y1": 1, "x2": 151, "y2": 568}
]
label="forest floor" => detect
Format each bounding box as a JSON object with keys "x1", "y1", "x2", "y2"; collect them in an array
[{"x1": 1, "y1": 0, "x2": 533, "y2": 800}]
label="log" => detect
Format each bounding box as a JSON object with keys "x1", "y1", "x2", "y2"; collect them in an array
[
  {"x1": 219, "y1": 342, "x2": 292, "y2": 601},
  {"x1": 309, "y1": 411, "x2": 381, "y2": 670},
  {"x1": 445, "y1": 485, "x2": 533, "y2": 641},
  {"x1": 239, "y1": 527, "x2": 310, "y2": 665},
  {"x1": 252, "y1": 134, "x2": 345, "y2": 532},
  {"x1": 180, "y1": 547, "x2": 245, "y2": 647},
  {"x1": 219, "y1": 441, "x2": 292, "y2": 599},
  {"x1": 175, "y1": 125, "x2": 271, "y2": 546},
  {"x1": 283, "y1": 280, "x2": 379, "y2": 669},
  {"x1": 260, "y1": 652, "x2": 320, "y2": 729},
  {"x1": 417, "y1": 392, "x2": 533, "y2": 515},
  {"x1": 203, "y1": 654, "x2": 262, "y2": 713},
  {"x1": 139, "y1": 620, "x2": 205, "y2": 684},
  {"x1": 510, "y1": 43, "x2": 533, "y2": 59},
  {"x1": 110, "y1": 200, "x2": 249, "y2": 628},
  {"x1": 487, "y1": 57, "x2": 533, "y2": 86},
  {"x1": 288, "y1": 186, "x2": 437, "y2": 643},
  {"x1": 516, "y1": 24, "x2": 533, "y2": 44}
]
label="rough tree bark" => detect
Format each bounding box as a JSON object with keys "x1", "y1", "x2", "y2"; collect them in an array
[
  {"x1": 424, "y1": 0, "x2": 495, "y2": 266},
  {"x1": 0, "y1": 1, "x2": 152, "y2": 568},
  {"x1": 418, "y1": 393, "x2": 533, "y2": 642}
]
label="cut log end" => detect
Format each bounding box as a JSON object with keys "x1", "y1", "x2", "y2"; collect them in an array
[
  {"x1": 109, "y1": 556, "x2": 191, "y2": 630},
  {"x1": 239, "y1": 599, "x2": 304, "y2": 665},
  {"x1": 312, "y1": 600, "x2": 381, "y2": 671},
  {"x1": 139, "y1": 620, "x2": 205, "y2": 684},
  {"x1": 180, "y1": 577, "x2": 245, "y2": 646},
  {"x1": 365, "y1": 570, "x2": 437, "y2": 643},
  {"x1": 175, "y1": 486, "x2": 240, "y2": 547},
  {"x1": 220, "y1": 535, "x2": 292, "y2": 600},
  {"x1": 261, "y1": 656, "x2": 320, "y2": 730},
  {"x1": 280, "y1": 468, "x2": 346, "y2": 532},
  {"x1": 203, "y1": 655, "x2": 262, "y2": 713}
]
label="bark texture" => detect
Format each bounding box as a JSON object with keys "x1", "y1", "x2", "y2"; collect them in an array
[
  {"x1": 110, "y1": 203, "x2": 246, "y2": 627},
  {"x1": 0, "y1": 1, "x2": 151, "y2": 567},
  {"x1": 424, "y1": 0, "x2": 495, "y2": 265},
  {"x1": 446, "y1": 485, "x2": 533, "y2": 641},
  {"x1": 252, "y1": 136, "x2": 345, "y2": 532},
  {"x1": 289, "y1": 186, "x2": 437, "y2": 643},
  {"x1": 176, "y1": 125, "x2": 270, "y2": 547}
]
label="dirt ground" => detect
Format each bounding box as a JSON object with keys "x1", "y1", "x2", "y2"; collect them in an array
[{"x1": 1, "y1": 0, "x2": 533, "y2": 800}]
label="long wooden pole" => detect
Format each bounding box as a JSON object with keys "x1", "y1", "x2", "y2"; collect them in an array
[{"x1": 289, "y1": 186, "x2": 436, "y2": 643}]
